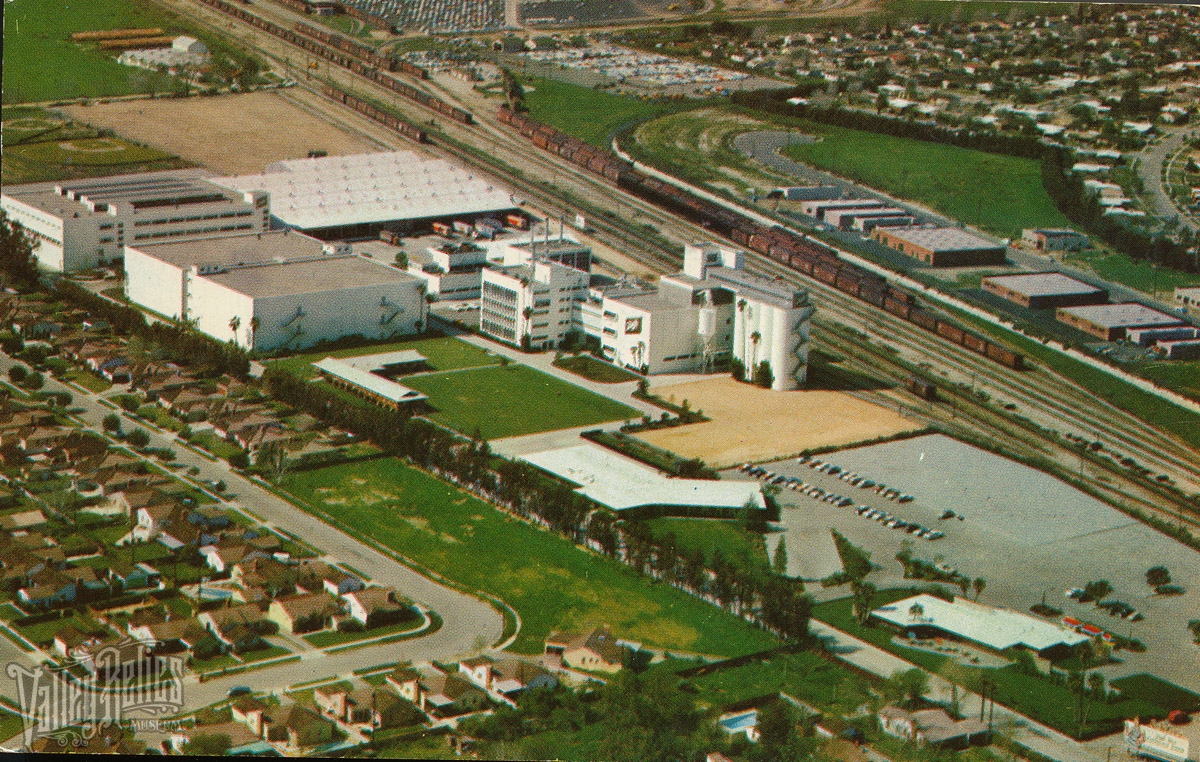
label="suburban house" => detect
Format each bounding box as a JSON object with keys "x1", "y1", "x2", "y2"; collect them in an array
[
  {"x1": 126, "y1": 615, "x2": 208, "y2": 655},
  {"x1": 384, "y1": 662, "x2": 489, "y2": 718},
  {"x1": 340, "y1": 586, "x2": 412, "y2": 627},
  {"x1": 267, "y1": 592, "x2": 342, "y2": 634},
  {"x1": 545, "y1": 626, "x2": 626, "y2": 672},
  {"x1": 198, "y1": 602, "x2": 273, "y2": 652},
  {"x1": 458, "y1": 655, "x2": 558, "y2": 700},
  {"x1": 313, "y1": 685, "x2": 418, "y2": 731},
  {"x1": 233, "y1": 699, "x2": 338, "y2": 751}
]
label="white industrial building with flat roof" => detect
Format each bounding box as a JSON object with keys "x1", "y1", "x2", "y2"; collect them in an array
[
  {"x1": 312, "y1": 352, "x2": 428, "y2": 409},
  {"x1": 1177, "y1": 286, "x2": 1200, "y2": 312},
  {"x1": 871, "y1": 594, "x2": 1089, "y2": 656},
  {"x1": 211, "y1": 151, "x2": 519, "y2": 240},
  {"x1": 586, "y1": 243, "x2": 813, "y2": 390},
  {"x1": 125, "y1": 230, "x2": 427, "y2": 352},
  {"x1": 0, "y1": 170, "x2": 269, "y2": 272},
  {"x1": 982, "y1": 272, "x2": 1108, "y2": 309},
  {"x1": 521, "y1": 443, "x2": 766, "y2": 516},
  {"x1": 1056, "y1": 302, "x2": 1183, "y2": 341},
  {"x1": 480, "y1": 258, "x2": 588, "y2": 350}
]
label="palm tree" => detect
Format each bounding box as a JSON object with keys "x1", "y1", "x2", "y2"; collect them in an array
[
  {"x1": 736, "y1": 299, "x2": 748, "y2": 370},
  {"x1": 973, "y1": 577, "x2": 986, "y2": 601},
  {"x1": 248, "y1": 316, "x2": 260, "y2": 350},
  {"x1": 228, "y1": 316, "x2": 241, "y2": 343},
  {"x1": 908, "y1": 602, "x2": 925, "y2": 621},
  {"x1": 750, "y1": 331, "x2": 761, "y2": 377}
]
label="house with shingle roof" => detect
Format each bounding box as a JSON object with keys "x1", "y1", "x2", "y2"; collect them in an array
[{"x1": 267, "y1": 592, "x2": 342, "y2": 634}]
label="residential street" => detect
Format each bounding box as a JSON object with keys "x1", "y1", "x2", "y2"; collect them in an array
[
  {"x1": 1134, "y1": 128, "x2": 1199, "y2": 234},
  {"x1": 0, "y1": 353, "x2": 505, "y2": 714}
]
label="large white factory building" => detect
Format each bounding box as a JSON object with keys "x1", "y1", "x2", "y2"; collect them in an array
[
  {"x1": 0, "y1": 170, "x2": 269, "y2": 272},
  {"x1": 125, "y1": 230, "x2": 427, "y2": 352}
]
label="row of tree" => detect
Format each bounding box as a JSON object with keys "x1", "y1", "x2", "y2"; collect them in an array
[{"x1": 1042, "y1": 147, "x2": 1200, "y2": 273}]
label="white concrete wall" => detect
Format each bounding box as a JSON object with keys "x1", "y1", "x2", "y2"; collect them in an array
[
  {"x1": 186, "y1": 276, "x2": 256, "y2": 348},
  {"x1": 1, "y1": 195, "x2": 68, "y2": 271},
  {"x1": 124, "y1": 247, "x2": 186, "y2": 319},
  {"x1": 249, "y1": 280, "x2": 426, "y2": 352},
  {"x1": 733, "y1": 297, "x2": 813, "y2": 390}
]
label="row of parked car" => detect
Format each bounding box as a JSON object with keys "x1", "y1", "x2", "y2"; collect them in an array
[
  {"x1": 796, "y1": 455, "x2": 914, "y2": 503},
  {"x1": 738, "y1": 462, "x2": 943, "y2": 541}
]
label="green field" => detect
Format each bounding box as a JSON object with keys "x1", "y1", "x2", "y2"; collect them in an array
[
  {"x1": 2, "y1": 0, "x2": 186, "y2": 104},
  {"x1": 782, "y1": 123, "x2": 1068, "y2": 238},
  {"x1": 1, "y1": 108, "x2": 189, "y2": 185},
  {"x1": 1062, "y1": 249, "x2": 1200, "y2": 296},
  {"x1": 1109, "y1": 674, "x2": 1200, "y2": 713},
  {"x1": 1130, "y1": 360, "x2": 1200, "y2": 402},
  {"x1": 267, "y1": 335, "x2": 501, "y2": 380},
  {"x1": 404, "y1": 364, "x2": 639, "y2": 440},
  {"x1": 284, "y1": 458, "x2": 778, "y2": 656},
  {"x1": 813, "y1": 589, "x2": 1162, "y2": 739},
  {"x1": 519, "y1": 76, "x2": 682, "y2": 148}
]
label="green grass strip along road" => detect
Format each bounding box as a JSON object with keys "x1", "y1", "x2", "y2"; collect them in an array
[{"x1": 284, "y1": 457, "x2": 778, "y2": 656}]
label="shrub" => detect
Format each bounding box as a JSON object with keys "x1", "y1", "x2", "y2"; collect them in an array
[
  {"x1": 7, "y1": 366, "x2": 27, "y2": 384},
  {"x1": 126, "y1": 428, "x2": 151, "y2": 448},
  {"x1": 102, "y1": 413, "x2": 121, "y2": 433}
]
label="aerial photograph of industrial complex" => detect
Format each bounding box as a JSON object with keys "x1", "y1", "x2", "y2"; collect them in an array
[{"x1": 2, "y1": 0, "x2": 1200, "y2": 758}]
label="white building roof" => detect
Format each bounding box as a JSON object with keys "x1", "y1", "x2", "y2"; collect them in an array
[
  {"x1": 1059, "y1": 302, "x2": 1180, "y2": 329},
  {"x1": 312, "y1": 358, "x2": 427, "y2": 404},
  {"x1": 879, "y1": 226, "x2": 1003, "y2": 252},
  {"x1": 872, "y1": 594, "x2": 1089, "y2": 652},
  {"x1": 521, "y1": 444, "x2": 766, "y2": 513},
  {"x1": 983, "y1": 272, "x2": 1105, "y2": 298},
  {"x1": 338, "y1": 350, "x2": 427, "y2": 372},
  {"x1": 212, "y1": 151, "x2": 517, "y2": 231}
]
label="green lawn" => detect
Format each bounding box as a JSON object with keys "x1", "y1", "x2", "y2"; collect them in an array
[
  {"x1": 1062, "y1": 249, "x2": 1200, "y2": 295},
  {"x1": 404, "y1": 364, "x2": 638, "y2": 440},
  {"x1": 239, "y1": 644, "x2": 292, "y2": 663},
  {"x1": 813, "y1": 589, "x2": 1162, "y2": 739},
  {"x1": 187, "y1": 431, "x2": 246, "y2": 461},
  {"x1": 282, "y1": 458, "x2": 778, "y2": 656},
  {"x1": 267, "y1": 335, "x2": 500, "y2": 381},
  {"x1": 2, "y1": 0, "x2": 183, "y2": 104},
  {"x1": 782, "y1": 122, "x2": 1068, "y2": 238},
  {"x1": 679, "y1": 650, "x2": 871, "y2": 715},
  {"x1": 552, "y1": 354, "x2": 640, "y2": 384},
  {"x1": 1110, "y1": 674, "x2": 1200, "y2": 713},
  {"x1": 646, "y1": 518, "x2": 770, "y2": 577},
  {"x1": 0, "y1": 704, "x2": 24, "y2": 742},
  {"x1": 519, "y1": 76, "x2": 680, "y2": 148},
  {"x1": 1130, "y1": 360, "x2": 1200, "y2": 402},
  {"x1": 303, "y1": 618, "x2": 423, "y2": 649}
]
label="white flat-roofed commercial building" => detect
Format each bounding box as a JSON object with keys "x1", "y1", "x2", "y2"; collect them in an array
[
  {"x1": 521, "y1": 444, "x2": 766, "y2": 517},
  {"x1": 982, "y1": 272, "x2": 1108, "y2": 309},
  {"x1": 479, "y1": 259, "x2": 588, "y2": 350},
  {"x1": 873, "y1": 226, "x2": 1007, "y2": 267},
  {"x1": 212, "y1": 151, "x2": 519, "y2": 240},
  {"x1": 125, "y1": 230, "x2": 427, "y2": 352},
  {"x1": 855, "y1": 215, "x2": 915, "y2": 233},
  {"x1": 0, "y1": 170, "x2": 269, "y2": 272},
  {"x1": 407, "y1": 241, "x2": 490, "y2": 300},
  {"x1": 312, "y1": 356, "x2": 427, "y2": 409},
  {"x1": 871, "y1": 594, "x2": 1089, "y2": 657},
  {"x1": 1056, "y1": 302, "x2": 1183, "y2": 341},
  {"x1": 584, "y1": 242, "x2": 813, "y2": 390},
  {"x1": 1021, "y1": 228, "x2": 1089, "y2": 252},
  {"x1": 801, "y1": 198, "x2": 885, "y2": 220},
  {"x1": 823, "y1": 206, "x2": 908, "y2": 230}
]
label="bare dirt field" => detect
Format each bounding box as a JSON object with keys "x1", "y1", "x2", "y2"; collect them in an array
[
  {"x1": 60, "y1": 91, "x2": 378, "y2": 174},
  {"x1": 636, "y1": 377, "x2": 919, "y2": 468}
]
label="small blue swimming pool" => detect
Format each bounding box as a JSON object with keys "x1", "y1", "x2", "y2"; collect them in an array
[{"x1": 719, "y1": 710, "x2": 758, "y2": 732}]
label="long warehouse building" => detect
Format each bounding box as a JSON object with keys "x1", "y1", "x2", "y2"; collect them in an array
[
  {"x1": 0, "y1": 170, "x2": 269, "y2": 272},
  {"x1": 211, "y1": 151, "x2": 520, "y2": 240},
  {"x1": 125, "y1": 230, "x2": 427, "y2": 352}
]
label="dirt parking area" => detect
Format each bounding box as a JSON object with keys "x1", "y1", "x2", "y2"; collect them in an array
[
  {"x1": 635, "y1": 377, "x2": 919, "y2": 468},
  {"x1": 61, "y1": 92, "x2": 378, "y2": 174}
]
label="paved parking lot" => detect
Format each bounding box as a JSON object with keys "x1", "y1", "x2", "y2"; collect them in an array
[{"x1": 738, "y1": 433, "x2": 1200, "y2": 693}]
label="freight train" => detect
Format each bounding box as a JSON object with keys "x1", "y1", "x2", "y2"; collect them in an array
[
  {"x1": 320, "y1": 84, "x2": 428, "y2": 143},
  {"x1": 194, "y1": 0, "x2": 472, "y2": 125},
  {"x1": 497, "y1": 106, "x2": 1024, "y2": 371},
  {"x1": 267, "y1": 0, "x2": 391, "y2": 31}
]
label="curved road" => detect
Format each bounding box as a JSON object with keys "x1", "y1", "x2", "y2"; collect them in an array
[
  {"x1": 0, "y1": 352, "x2": 505, "y2": 712},
  {"x1": 1135, "y1": 127, "x2": 1199, "y2": 234}
]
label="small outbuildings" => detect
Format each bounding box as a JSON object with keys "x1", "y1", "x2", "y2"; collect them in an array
[
  {"x1": 1056, "y1": 302, "x2": 1183, "y2": 341},
  {"x1": 873, "y1": 226, "x2": 1007, "y2": 267}
]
